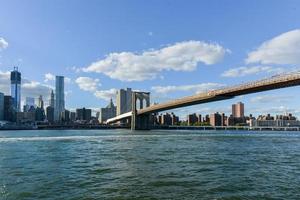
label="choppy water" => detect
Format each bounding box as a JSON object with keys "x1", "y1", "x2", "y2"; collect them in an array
[{"x1": 0, "y1": 129, "x2": 300, "y2": 200}]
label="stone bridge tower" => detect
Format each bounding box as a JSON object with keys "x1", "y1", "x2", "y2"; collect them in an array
[{"x1": 131, "y1": 91, "x2": 151, "y2": 130}]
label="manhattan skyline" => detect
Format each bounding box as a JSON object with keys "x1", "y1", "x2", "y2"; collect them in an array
[{"x1": 1, "y1": 0, "x2": 300, "y2": 118}]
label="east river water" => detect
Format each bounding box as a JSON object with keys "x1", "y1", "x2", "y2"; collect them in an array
[{"x1": 0, "y1": 129, "x2": 300, "y2": 199}]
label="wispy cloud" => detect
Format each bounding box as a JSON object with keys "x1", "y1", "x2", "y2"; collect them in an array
[
  {"x1": 44, "y1": 73, "x2": 72, "y2": 83},
  {"x1": 250, "y1": 95, "x2": 293, "y2": 103},
  {"x1": 151, "y1": 83, "x2": 225, "y2": 94},
  {"x1": 0, "y1": 37, "x2": 8, "y2": 50},
  {"x1": 221, "y1": 65, "x2": 284, "y2": 78}
]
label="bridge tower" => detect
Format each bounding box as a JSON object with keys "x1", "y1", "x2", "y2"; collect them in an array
[{"x1": 131, "y1": 91, "x2": 151, "y2": 130}]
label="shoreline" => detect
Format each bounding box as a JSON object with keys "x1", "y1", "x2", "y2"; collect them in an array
[{"x1": 1, "y1": 125, "x2": 300, "y2": 131}]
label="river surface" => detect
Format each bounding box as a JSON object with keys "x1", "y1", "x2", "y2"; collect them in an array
[{"x1": 0, "y1": 129, "x2": 300, "y2": 200}]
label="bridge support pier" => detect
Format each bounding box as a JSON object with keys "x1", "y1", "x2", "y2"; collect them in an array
[
  {"x1": 131, "y1": 112, "x2": 151, "y2": 130},
  {"x1": 131, "y1": 91, "x2": 151, "y2": 130}
]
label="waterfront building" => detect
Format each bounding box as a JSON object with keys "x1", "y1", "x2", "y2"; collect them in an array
[
  {"x1": 156, "y1": 114, "x2": 162, "y2": 125},
  {"x1": 0, "y1": 92, "x2": 4, "y2": 120},
  {"x1": 228, "y1": 102, "x2": 246, "y2": 126},
  {"x1": 46, "y1": 106, "x2": 54, "y2": 123},
  {"x1": 35, "y1": 107, "x2": 45, "y2": 121},
  {"x1": 170, "y1": 112, "x2": 179, "y2": 125},
  {"x1": 54, "y1": 76, "x2": 65, "y2": 121},
  {"x1": 4, "y1": 95, "x2": 15, "y2": 121},
  {"x1": 10, "y1": 67, "x2": 21, "y2": 111},
  {"x1": 76, "y1": 107, "x2": 92, "y2": 121},
  {"x1": 96, "y1": 112, "x2": 100, "y2": 119},
  {"x1": 116, "y1": 88, "x2": 132, "y2": 116},
  {"x1": 221, "y1": 113, "x2": 226, "y2": 126},
  {"x1": 61, "y1": 110, "x2": 70, "y2": 122},
  {"x1": 38, "y1": 95, "x2": 44, "y2": 109},
  {"x1": 203, "y1": 114, "x2": 210, "y2": 123},
  {"x1": 49, "y1": 90, "x2": 55, "y2": 107},
  {"x1": 70, "y1": 112, "x2": 76, "y2": 121},
  {"x1": 209, "y1": 112, "x2": 222, "y2": 126},
  {"x1": 155, "y1": 112, "x2": 179, "y2": 126},
  {"x1": 16, "y1": 112, "x2": 35, "y2": 123},
  {"x1": 187, "y1": 113, "x2": 201, "y2": 125},
  {"x1": 99, "y1": 98, "x2": 116, "y2": 123},
  {"x1": 23, "y1": 97, "x2": 35, "y2": 112},
  {"x1": 161, "y1": 113, "x2": 172, "y2": 125},
  {"x1": 226, "y1": 115, "x2": 235, "y2": 126},
  {"x1": 232, "y1": 102, "x2": 244, "y2": 118},
  {"x1": 250, "y1": 114, "x2": 300, "y2": 127}
]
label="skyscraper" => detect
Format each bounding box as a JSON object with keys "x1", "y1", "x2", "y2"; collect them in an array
[
  {"x1": 23, "y1": 97, "x2": 35, "y2": 112},
  {"x1": 10, "y1": 67, "x2": 21, "y2": 111},
  {"x1": 232, "y1": 102, "x2": 244, "y2": 118},
  {"x1": 4, "y1": 95, "x2": 14, "y2": 121},
  {"x1": 116, "y1": 88, "x2": 132, "y2": 116},
  {"x1": 46, "y1": 90, "x2": 55, "y2": 123},
  {"x1": 0, "y1": 92, "x2": 4, "y2": 120},
  {"x1": 25, "y1": 97, "x2": 35, "y2": 107},
  {"x1": 54, "y1": 76, "x2": 65, "y2": 121},
  {"x1": 50, "y1": 90, "x2": 55, "y2": 107},
  {"x1": 38, "y1": 95, "x2": 44, "y2": 109}
]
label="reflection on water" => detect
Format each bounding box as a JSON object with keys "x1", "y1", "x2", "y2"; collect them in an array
[{"x1": 1, "y1": 129, "x2": 300, "y2": 199}]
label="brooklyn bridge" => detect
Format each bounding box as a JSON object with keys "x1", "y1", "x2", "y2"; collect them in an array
[{"x1": 107, "y1": 72, "x2": 300, "y2": 130}]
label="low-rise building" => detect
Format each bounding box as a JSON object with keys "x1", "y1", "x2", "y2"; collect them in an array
[
  {"x1": 76, "y1": 107, "x2": 92, "y2": 121},
  {"x1": 187, "y1": 113, "x2": 201, "y2": 125},
  {"x1": 209, "y1": 112, "x2": 222, "y2": 126},
  {"x1": 250, "y1": 114, "x2": 300, "y2": 127},
  {"x1": 16, "y1": 112, "x2": 35, "y2": 123}
]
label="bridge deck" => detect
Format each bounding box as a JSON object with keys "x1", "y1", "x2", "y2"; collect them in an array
[
  {"x1": 107, "y1": 72, "x2": 300, "y2": 123},
  {"x1": 138, "y1": 72, "x2": 300, "y2": 114}
]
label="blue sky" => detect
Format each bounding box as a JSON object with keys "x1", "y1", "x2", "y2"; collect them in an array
[{"x1": 1, "y1": 0, "x2": 300, "y2": 118}]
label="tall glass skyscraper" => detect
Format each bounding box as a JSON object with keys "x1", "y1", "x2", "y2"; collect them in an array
[
  {"x1": 10, "y1": 67, "x2": 21, "y2": 112},
  {"x1": 54, "y1": 76, "x2": 65, "y2": 121}
]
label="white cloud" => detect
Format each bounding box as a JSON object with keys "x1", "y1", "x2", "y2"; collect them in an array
[
  {"x1": 44, "y1": 73, "x2": 55, "y2": 82},
  {"x1": 22, "y1": 80, "x2": 53, "y2": 101},
  {"x1": 151, "y1": 83, "x2": 225, "y2": 94},
  {"x1": 246, "y1": 29, "x2": 300, "y2": 65},
  {"x1": 75, "y1": 76, "x2": 115, "y2": 101},
  {"x1": 94, "y1": 88, "x2": 117, "y2": 101},
  {"x1": 82, "y1": 40, "x2": 229, "y2": 81},
  {"x1": 0, "y1": 38, "x2": 8, "y2": 50},
  {"x1": 221, "y1": 66, "x2": 284, "y2": 78},
  {"x1": 75, "y1": 77, "x2": 100, "y2": 92},
  {"x1": 250, "y1": 95, "x2": 292, "y2": 104},
  {"x1": 251, "y1": 106, "x2": 300, "y2": 116}
]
